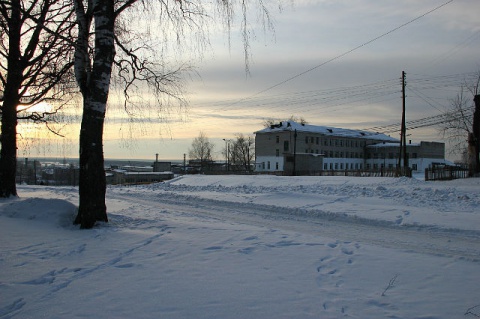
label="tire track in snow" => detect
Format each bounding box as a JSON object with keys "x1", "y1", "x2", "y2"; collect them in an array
[{"x1": 109, "y1": 191, "x2": 480, "y2": 262}]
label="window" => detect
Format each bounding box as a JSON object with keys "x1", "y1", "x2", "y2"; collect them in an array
[
  {"x1": 276, "y1": 135, "x2": 279, "y2": 143},
  {"x1": 305, "y1": 136, "x2": 309, "y2": 143},
  {"x1": 412, "y1": 153, "x2": 418, "y2": 158},
  {"x1": 276, "y1": 149, "x2": 280, "y2": 157},
  {"x1": 316, "y1": 137, "x2": 319, "y2": 144},
  {"x1": 340, "y1": 163, "x2": 344, "y2": 170},
  {"x1": 284, "y1": 141, "x2": 289, "y2": 152},
  {"x1": 267, "y1": 161, "x2": 271, "y2": 169},
  {"x1": 335, "y1": 163, "x2": 338, "y2": 170},
  {"x1": 276, "y1": 162, "x2": 279, "y2": 170},
  {"x1": 412, "y1": 164, "x2": 418, "y2": 170},
  {"x1": 324, "y1": 163, "x2": 328, "y2": 170},
  {"x1": 311, "y1": 137, "x2": 314, "y2": 143}
]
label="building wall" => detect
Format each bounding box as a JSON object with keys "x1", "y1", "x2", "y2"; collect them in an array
[
  {"x1": 256, "y1": 130, "x2": 382, "y2": 172},
  {"x1": 111, "y1": 171, "x2": 174, "y2": 185},
  {"x1": 255, "y1": 129, "x2": 445, "y2": 173},
  {"x1": 283, "y1": 153, "x2": 324, "y2": 175},
  {"x1": 153, "y1": 161, "x2": 172, "y2": 172},
  {"x1": 366, "y1": 142, "x2": 446, "y2": 172}
]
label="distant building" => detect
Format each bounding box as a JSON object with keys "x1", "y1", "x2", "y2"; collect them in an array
[
  {"x1": 110, "y1": 170, "x2": 174, "y2": 185},
  {"x1": 108, "y1": 158, "x2": 174, "y2": 185},
  {"x1": 254, "y1": 121, "x2": 446, "y2": 175},
  {"x1": 153, "y1": 161, "x2": 172, "y2": 172}
]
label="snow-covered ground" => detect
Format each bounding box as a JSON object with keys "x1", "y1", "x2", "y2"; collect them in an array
[{"x1": 1, "y1": 175, "x2": 480, "y2": 319}]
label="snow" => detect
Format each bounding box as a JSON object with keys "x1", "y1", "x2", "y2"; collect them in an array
[{"x1": 1, "y1": 175, "x2": 480, "y2": 319}]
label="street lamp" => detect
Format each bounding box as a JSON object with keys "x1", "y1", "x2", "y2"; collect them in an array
[{"x1": 222, "y1": 138, "x2": 229, "y2": 172}]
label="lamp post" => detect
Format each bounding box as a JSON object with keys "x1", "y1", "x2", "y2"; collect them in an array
[{"x1": 223, "y1": 138, "x2": 229, "y2": 172}]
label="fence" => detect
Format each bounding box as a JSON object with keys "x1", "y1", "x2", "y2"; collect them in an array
[{"x1": 424, "y1": 166, "x2": 470, "y2": 181}]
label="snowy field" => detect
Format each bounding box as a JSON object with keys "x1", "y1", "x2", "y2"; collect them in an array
[{"x1": 1, "y1": 175, "x2": 480, "y2": 319}]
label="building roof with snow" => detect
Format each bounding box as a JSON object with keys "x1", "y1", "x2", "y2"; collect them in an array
[{"x1": 255, "y1": 121, "x2": 398, "y2": 142}]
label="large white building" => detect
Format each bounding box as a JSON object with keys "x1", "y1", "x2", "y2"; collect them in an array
[{"x1": 254, "y1": 121, "x2": 446, "y2": 175}]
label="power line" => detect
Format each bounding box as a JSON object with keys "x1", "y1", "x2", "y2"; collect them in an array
[
  {"x1": 363, "y1": 107, "x2": 474, "y2": 134},
  {"x1": 223, "y1": 0, "x2": 454, "y2": 108}
]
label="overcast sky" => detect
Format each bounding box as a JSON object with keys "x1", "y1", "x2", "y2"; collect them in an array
[{"x1": 19, "y1": 0, "x2": 480, "y2": 162}]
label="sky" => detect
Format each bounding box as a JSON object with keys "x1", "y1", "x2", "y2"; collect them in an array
[{"x1": 17, "y1": 0, "x2": 480, "y2": 162}]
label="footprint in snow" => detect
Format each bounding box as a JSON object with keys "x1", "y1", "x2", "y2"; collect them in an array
[
  {"x1": 327, "y1": 242, "x2": 338, "y2": 248},
  {"x1": 395, "y1": 215, "x2": 403, "y2": 225},
  {"x1": 204, "y1": 246, "x2": 223, "y2": 251}
]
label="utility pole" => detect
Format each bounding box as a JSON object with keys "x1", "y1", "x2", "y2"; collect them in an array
[
  {"x1": 402, "y1": 71, "x2": 408, "y2": 171},
  {"x1": 183, "y1": 153, "x2": 186, "y2": 175},
  {"x1": 293, "y1": 129, "x2": 297, "y2": 176},
  {"x1": 398, "y1": 71, "x2": 408, "y2": 175}
]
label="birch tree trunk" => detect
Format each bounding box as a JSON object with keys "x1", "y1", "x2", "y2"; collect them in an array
[{"x1": 73, "y1": 0, "x2": 115, "y2": 228}]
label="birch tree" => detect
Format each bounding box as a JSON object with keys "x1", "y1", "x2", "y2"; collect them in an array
[
  {"x1": 0, "y1": 0, "x2": 75, "y2": 198},
  {"x1": 72, "y1": 0, "x2": 279, "y2": 228}
]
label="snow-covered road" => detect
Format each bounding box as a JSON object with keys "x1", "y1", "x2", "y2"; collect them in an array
[{"x1": 108, "y1": 177, "x2": 480, "y2": 261}]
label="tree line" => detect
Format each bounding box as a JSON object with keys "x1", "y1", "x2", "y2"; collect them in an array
[{"x1": 188, "y1": 131, "x2": 255, "y2": 172}]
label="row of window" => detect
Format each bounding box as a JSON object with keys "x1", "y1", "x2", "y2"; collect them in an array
[
  {"x1": 324, "y1": 163, "x2": 363, "y2": 170},
  {"x1": 368, "y1": 152, "x2": 418, "y2": 159},
  {"x1": 275, "y1": 148, "x2": 419, "y2": 160},
  {"x1": 275, "y1": 135, "x2": 365, "y2": 148},
  {"x1": 276, "y1": 148, "x2": 364, "y2": 158},
  {"x1": 260, "y1": 162, "x2": 419, "y2": 171},
  {"x1": 261, "y1": 161, "x2": 279, "y2": 170},
  {"x1": 261, "y1": 162, "x2": 365, "y2": 171}
]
